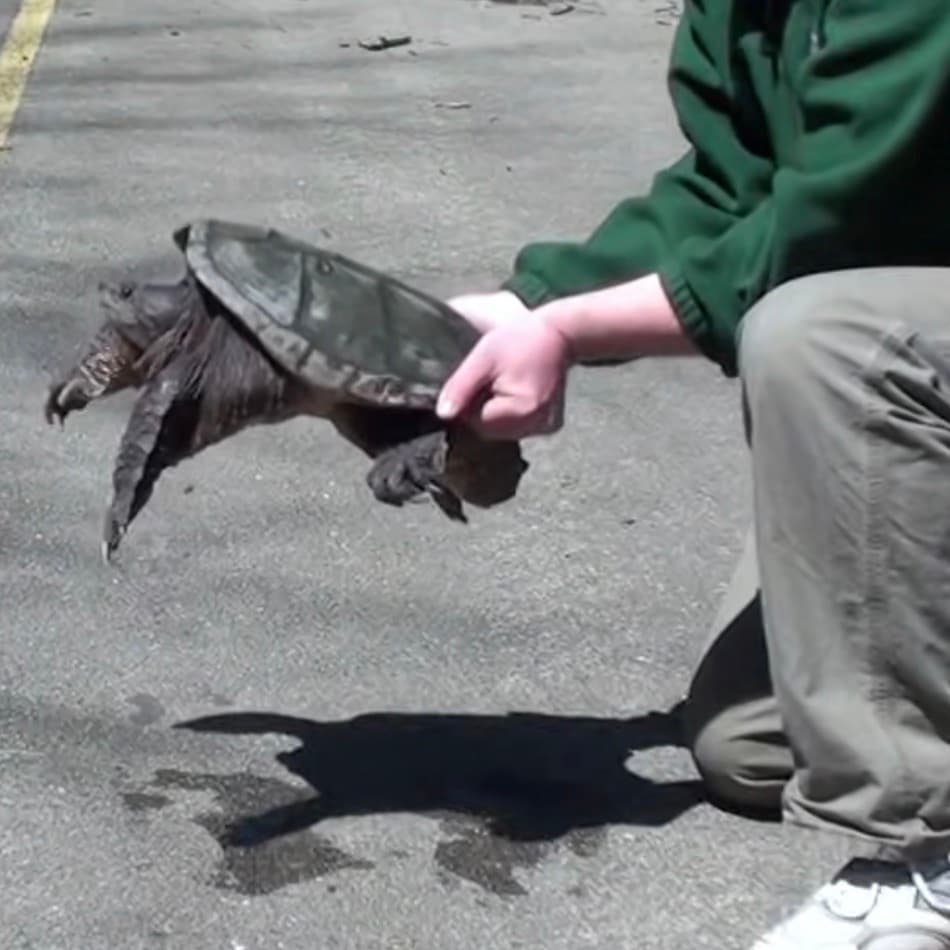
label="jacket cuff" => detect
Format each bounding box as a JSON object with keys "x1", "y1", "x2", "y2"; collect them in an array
[
  {"x1": 499, "y1": 270, "x2": 557, "y2": 309},
  {"x1": 657, "y1": 262, "x2": 736, "y2": 376}
]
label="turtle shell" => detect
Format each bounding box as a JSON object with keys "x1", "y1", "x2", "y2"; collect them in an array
[{"x1": 173, "y1": 219, "x2": 481, "y2": 408}]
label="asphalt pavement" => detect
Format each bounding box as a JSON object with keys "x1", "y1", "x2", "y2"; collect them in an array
[{"x1": 0, "y1": 1, "x2": 850, "y2": 948}]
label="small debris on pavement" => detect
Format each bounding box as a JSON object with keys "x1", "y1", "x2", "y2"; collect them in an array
[
  {"x1": 654, "y1": 0, "x2": 684, "y2": 24},
  {"x1": 434, "y1": 101, "x2": 472, "y2": 110},
  {"x1": 484, "y1": 0, "x2": 604, "y2": 13},
  {"x1": 358, "y1": 35, "x2": 412, "y2": 51}
]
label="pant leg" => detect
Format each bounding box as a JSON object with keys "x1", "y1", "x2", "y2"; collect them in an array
[
  {"x1": 737, "y1": 266, "x2": 950, "y2": 861},
  {"x1": 683, "y1": 528, "x2": 794, "y2": 813}
]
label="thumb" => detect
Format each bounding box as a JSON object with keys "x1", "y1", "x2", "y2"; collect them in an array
[{"x1": 436, "y1": 340, "x2": 496, "y2": 420}]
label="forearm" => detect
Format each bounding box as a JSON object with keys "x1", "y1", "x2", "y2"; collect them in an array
[{"x1": 539, "y1": 273, "x2": 700, "y2": 364}]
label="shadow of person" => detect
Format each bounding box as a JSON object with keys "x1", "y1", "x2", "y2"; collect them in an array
[{"x1": 174, "y1": 703, "x2": 705, "y2": 848}]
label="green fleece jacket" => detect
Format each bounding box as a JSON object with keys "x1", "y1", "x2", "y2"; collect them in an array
[{"x1": 502, "y1": 0, "x2": 950, "y2": 376}]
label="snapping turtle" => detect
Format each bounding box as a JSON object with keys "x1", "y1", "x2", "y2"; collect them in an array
[{"x1": 44, "y1": 219, "x2": 528, "y2": 560}]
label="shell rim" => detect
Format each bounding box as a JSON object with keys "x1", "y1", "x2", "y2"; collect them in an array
[{"x1": 172, "y1": 219, "x2": 480, "y2": 410}]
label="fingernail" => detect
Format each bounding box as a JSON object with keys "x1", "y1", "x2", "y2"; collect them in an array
[{"x1": 436, "y1": 396, "x2": 455, "y2": 418}]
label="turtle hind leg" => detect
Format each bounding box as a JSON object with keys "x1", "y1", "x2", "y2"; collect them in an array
[
  {"x1": 326, "y1": 404, "x2": 466, "y2": 521},
  {"x1": 365, "y1": 430, "x2": 467, "y2": 523},
  {"x1": 366, "y1": 423, "x2": 530, "y2": 523},
  {"x1": 327, "y1": 402, "x2": 441, "y2": 456},
  {"x1": 44, "y1": 278, "x2": 195, "y2": 426}
]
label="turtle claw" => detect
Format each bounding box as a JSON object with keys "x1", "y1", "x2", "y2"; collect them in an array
[
  {"x1": 367, "y1": 437, "x2": 439, "y2": 505},
  {"x1": 44, "y1": 376, "x2": 96, "y2": 427},
  {"x1": 43, "y1": 392, "x2": 63, "y2": 427},
  {"x1": 101, "y1": 518, "x2": 126, "y2": 564},
  {"x1": 426, "y1": 483, "x2": 467, "y2": 523},
  {"x1": 366, "y1": 431, "x2": 467, "y2": 523}
]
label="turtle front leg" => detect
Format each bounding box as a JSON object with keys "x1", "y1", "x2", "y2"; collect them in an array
[
  {"x1": 102, "y1": 364, "x2": 188, "y2": 561},
  {"x1": 44, "y1": 279, "x2": 192, "y2": 426},
  {"x1": 101, "y1": 302, "x2": 308, "y2": 561},
  {"x1": 45, "y1": 320, "x2": 144, "y2": 425}
]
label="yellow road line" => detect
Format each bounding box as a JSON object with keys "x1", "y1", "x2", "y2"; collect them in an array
[{"x1": 0, "y1": 0, "x2": 57, "y2": 151}]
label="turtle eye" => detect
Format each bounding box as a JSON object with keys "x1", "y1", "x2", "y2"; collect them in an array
[{"x1": 119, "y1": 283, "x2": 135, "y2": 299}]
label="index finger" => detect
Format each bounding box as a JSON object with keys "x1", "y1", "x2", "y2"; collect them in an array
[{"x1": 436, "y1": 338, "x2": 496, "y2": 420}]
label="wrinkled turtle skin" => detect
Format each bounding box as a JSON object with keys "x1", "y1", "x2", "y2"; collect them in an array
[{"x1": 45, "y1": 220, "x2": 528, "y2": 560}]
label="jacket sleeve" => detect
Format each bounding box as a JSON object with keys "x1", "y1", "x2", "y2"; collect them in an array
[
  {"x1": 504, "y1": 2, "x2": 950, "y2": 376},
  {"x1": 502, "y1": 0, "x2": 777, "y2": 366}
]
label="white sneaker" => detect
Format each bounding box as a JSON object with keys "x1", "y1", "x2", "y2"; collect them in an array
[{"x1": 752, "y1": 857, "x2": 950, "y2": 949}]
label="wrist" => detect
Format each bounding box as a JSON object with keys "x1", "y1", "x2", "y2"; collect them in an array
[
  {"x1": 538, "y1": 273, "x2": 698, "y2": 363},
  {"x1": 448, "y1": 289, "x2": 534, "y2": 335}
]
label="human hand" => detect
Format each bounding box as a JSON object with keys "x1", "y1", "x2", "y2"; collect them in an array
[{"x1": 437, "y1": 313, "x2": 572, "y2": 441}]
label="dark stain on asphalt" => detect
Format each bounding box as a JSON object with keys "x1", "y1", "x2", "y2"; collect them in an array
[
  {"x1": 127, "y1": 694, "x2": 165, "y2": 727},
  {"x1": 122, "y1": 766, "x2": 607, "y2": 899},
  {"x1": 122, "y1": 790, "x2": 172, "y2": 812},
  {"x1": 432, "y1": 813, "x2": 605, "y2": 897},
  {"x1": 120, "y1": 705, "x2": 698, "y2": 897},
  {"x1": 123, "y1": 769, "x2": 374, "y2": 896}
]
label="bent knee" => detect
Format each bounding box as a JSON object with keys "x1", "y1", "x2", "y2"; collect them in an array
[
  {"x1": 689, "y1": 713, "x2": 790, "y2": 813},
  {"x1": 737, "y1": 270, "x2": 907, "y2": 394}
]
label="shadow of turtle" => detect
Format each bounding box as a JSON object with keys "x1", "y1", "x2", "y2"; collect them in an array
[{"x1": 174, "y1": 703, "x2": 705, "y2": 847}]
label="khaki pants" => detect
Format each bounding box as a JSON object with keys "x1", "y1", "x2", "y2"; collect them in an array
[{"x1": 681, "y1": 268, "x2": 950, "y2": 862}]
